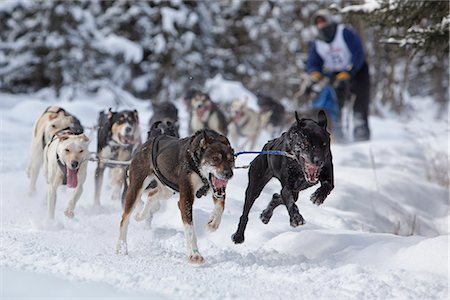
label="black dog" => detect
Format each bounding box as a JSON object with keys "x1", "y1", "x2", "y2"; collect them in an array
[
  {"x1": 94, "y1": 109, "x2": 141, "y2": 206},
  {"x1": 232, "y1": 110, "x2": 334, "y2": 244},
  {"x1": 148, "y1": 102, "x2": 179, "y2": 138}
]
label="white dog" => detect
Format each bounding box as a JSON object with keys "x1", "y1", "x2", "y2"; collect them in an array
[
  {"x1": 27, "y1": 106, "x2": 83, "y2": 195},
  {"x1": 228, "y1": 99, "x2": 272, "y2": 150},
  {"x1": 43, "y1": 130, "x2": 89, "y2": 220}
]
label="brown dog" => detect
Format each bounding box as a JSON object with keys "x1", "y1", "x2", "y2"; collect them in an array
[{"x1": 117, "y1": 129, "x2": 235, "y2": 264}]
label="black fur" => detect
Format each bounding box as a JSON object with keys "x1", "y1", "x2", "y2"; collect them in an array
[
  {"x1": 94, "y1": 108, "x2": 140, "y2": 206},
  {"x1": 97, "y1": 109, "x2": 139, "y2": 152},
  {"x1": 231, "y1": 110, "x2": 334, "y2": 244},
  {"x1": 256, "y1": 93, "x2": 286, "y2": 128},
  {"x1": 148, "y1": 102, "x2": 179, "y2": 138}
]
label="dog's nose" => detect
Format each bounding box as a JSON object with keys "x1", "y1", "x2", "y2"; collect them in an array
[
  {"x1": 223, "y1": 169, "x2": 233, "y2": 179},
  {"x1": 125, "y1": 127, "x2": 132, "y2": 133},
  {"x1": 71, "y1": 161, "x2": 79, "y2": 169},
  {"x1": 312, "y1": 156, "x2": 323, "y2": 166}
]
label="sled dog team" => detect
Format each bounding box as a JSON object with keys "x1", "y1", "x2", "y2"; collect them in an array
[{"x1": 28, "y1": 98, "x2": 334, "y2": 264}]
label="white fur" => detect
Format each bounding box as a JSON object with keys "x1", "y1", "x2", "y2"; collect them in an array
[
  {"x1": 43, "y1": 133, "x2": 89, "y2": 220},
  {"x1": 27, "y1": 107, "x2": 79, "y2": 195},
  {"x1": 116, "y1": 175, "x2": 153, "y2": 255}
]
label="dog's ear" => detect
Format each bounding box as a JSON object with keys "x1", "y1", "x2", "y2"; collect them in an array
[
  {"x1": 107, "y1": 108, "x2": 114, "y2": 119},
  {"x1": 80, "y1": 134, "x2": 89, "y2": 142},
  {"x1": 295, "y1": 111, "x2": 307, "y2": 127},
  {"x1": 200, "y1": 130, "x2": 212, "y2": 148},
  {"x1": 317, "y1": 110, "x2": 327, "y2": 129},
  {"x1": 295, "y1": 111, "x2": 301, "y2": 124}
]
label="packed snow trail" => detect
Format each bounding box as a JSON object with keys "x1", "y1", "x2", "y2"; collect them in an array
[{"x1": 0, "y1": 88, "x2": 448, "y2": 298}]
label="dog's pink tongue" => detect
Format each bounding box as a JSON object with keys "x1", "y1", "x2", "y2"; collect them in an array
[
  {"x1": 212, "y1": 176, "x2": 228, "y2": 189},
  {"x1": 67, "y1": 168, "x2": 78, "y2": 188}
]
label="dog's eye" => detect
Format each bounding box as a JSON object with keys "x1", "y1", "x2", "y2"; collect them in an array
[
  {"x1": 51, "y1": 124, "x2": 56, "y2": 128},
  {"x1": 65, "y1": 149, "x2": 70, "y2": 153},
  {"x1": 213, "y1": 156, "x2": 221, "y2": 162},
  {"x1": 79, "y1": 149, "x2": 84, "y2": 153},
  {"x1": 323, "y1": 142, "x2": 327, "y2": 146}
]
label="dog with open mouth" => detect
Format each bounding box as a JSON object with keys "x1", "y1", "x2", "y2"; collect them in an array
[
  {"x1": 94, "y1": 109, "x2": 141, "y2": 206},
  {"x1": 189, "y1": 90, "x2": 228, "y2": 136},
  {"x1": 117, "y1": 128, "x2": 235, "y2": 264},
  {"x1": 27, "y1": 106, "x2": 83, "y2": 196},
  {"x1": 43, "y1": 129, "x2": 89, "y2": 219},
  {"x1": 232, "y1": 110, "x2": 334, "y2": 244}
]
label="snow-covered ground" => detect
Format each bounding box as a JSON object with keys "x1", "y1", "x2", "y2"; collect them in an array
[{"x1": 0, "y1": 83, "x2": 448, "y2": 299}]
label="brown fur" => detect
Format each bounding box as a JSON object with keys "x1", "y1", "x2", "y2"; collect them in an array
[{"x1": 117, "y1": 129, "x2": 234, "y2": 264}]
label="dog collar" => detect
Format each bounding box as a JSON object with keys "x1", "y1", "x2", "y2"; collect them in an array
[
  {"x1": 187, "y1": 149, "x2": 210, "y2": 198},
  {"x1": 56, "y1": 153, "x2": 67, "y2": 185}
]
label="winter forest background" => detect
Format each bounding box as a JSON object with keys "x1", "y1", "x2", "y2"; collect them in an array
[
  {"x1": 0, "y1": 0, "x2": 448, "y2": 116},
  {"x1": 1, "y1": 0, "x2": 449, "y2": 297}
]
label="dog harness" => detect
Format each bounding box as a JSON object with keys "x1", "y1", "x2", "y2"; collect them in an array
[
  {"x1": 40, "y1": 108, "x2": 70, "y2": 149},
  {"x1": 56, "y1": 153, "x2": 68, "y2": 185},
  {"x1": 151, "y1": 134, "x2": 210, "y2": 198},
  {"x1": 186, "y1": 149, "x2": 210, "y2": 198},
  {"x1": 151, "y1": 134, "x2": 180, "y2": 192}
]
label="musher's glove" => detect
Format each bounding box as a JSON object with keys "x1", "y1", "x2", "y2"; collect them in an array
[
  {"x1": 335, "y1": 71, "x2": 351, "y2": 82},
  {"x1": 333, "y1": 71, "x2": 351, "y2": 91},
  {"x1": 310, "y1": 71, "x2": 322, "y2": 82},
  {"x1": 305, "y1": 71, "x2": 323, "y2": 95}
]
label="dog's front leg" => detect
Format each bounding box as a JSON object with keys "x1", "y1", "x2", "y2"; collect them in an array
[
  {"x1": 65, "y1": 186, "x2": 83, "y2": 219},
  {"x1": 179, "y1": 185, "x2": 203, "y2": 264},
  {"x1": 281, "y1": 187, "x2": 305, "y2": 227},
  {"x1": 64, "y1": 165, "x2": 87, "y2": 218},
  {"x1": 47, "y1": 183, "x2": 58, "y2": 220},
  {"x1": 27, "y1": 142, "x2": 43, "y2": 195},
  {"x1": 310, "y1": 162, "x2": 334, "y2": 206},
  {"x1": 94, "y1": 163, "x2": 105, "y2": 206},
  {"x1": 206, "y1": 194, "x2": 225, "y2": 232}
]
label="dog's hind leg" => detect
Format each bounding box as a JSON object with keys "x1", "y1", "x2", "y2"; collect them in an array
[
  {"x1": 47, "y1": 183, "x2": 58, "y2": 220},
  {"x1": 134, "y1": 181, "x2": 167, "y2": 222},
  {"x1": 281, "y1": 187, "x2": 305, "y2": 227},
  {"x1": 231, "y1": 155, "x2": 272, "y2": 244},
  {"x1": 260, "y1": 193, "x2": 283, "y2": 224},
  {"x1": 27, "y1": 144, "x2": 43, "y2": 196},
  {"x1": 117, "y1": 172, "x2": 151, "y2": 255}
]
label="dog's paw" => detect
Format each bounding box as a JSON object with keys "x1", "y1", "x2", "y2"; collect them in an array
[
  {"x1": 27, "y1": 188, "x2": 36, "y2": 198},
  {"x1": 188, "y1": 253, "x2": 204, "y2": 265},
  {"x1": 64, "y1": 210, "x2": 75, "y2": 219},
  {"x1": 310, "y1": 190, "x2": 326, "y2": 206},
  {"x1": 290, "y1": 213, "x2": 305, "y2": 228},
  {"x1": 206, "y1": 215, "x2": 221, "y2": 232},
  {"x1": 116, "y1": 240, "x2": 128, "y2": 255},
  {"x1": 260, "y1": 209, "x2": 273, "y2": 224},
  {"x1": 231, "y1": 232, "x2": 245, "y2": 244},
  {"x1": 134, "y1": 212, "x2": 145, "y2": 222}
]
